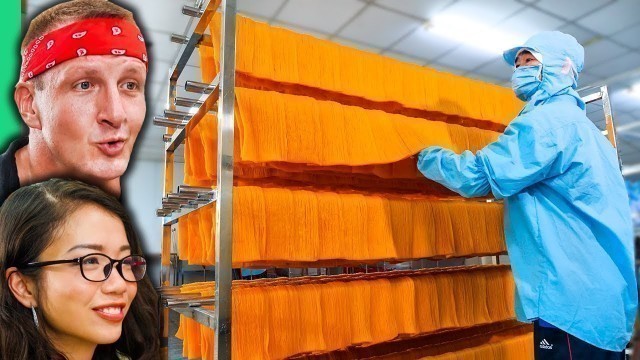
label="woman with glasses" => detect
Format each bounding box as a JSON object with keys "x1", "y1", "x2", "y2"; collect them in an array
[{"x1": 0, "y1": 179, "x2": 159, "y2": 360}]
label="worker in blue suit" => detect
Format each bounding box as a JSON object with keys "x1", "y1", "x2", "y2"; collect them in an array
[{"x1": 418, "y1": 31, "x2": 637, "y2": 359}]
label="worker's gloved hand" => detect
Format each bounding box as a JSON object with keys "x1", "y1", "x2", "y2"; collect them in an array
[{"x1": 417, "y1": 146, "x2": 441, "y2": 165}]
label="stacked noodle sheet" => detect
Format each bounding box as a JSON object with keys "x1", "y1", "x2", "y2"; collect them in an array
[
  {"x1": 184, "y1": 89, "x2": 500, "y2": 187},
  {"x1": 291, "y1": 320, "x2": 532, "y2": 360},
  {"x1": 177, "y1": 187, "x2": 505, "y2": 267},
  {"x1": 176, "y1": 266, "x2": 517, "y2": 359},
  {"x1": 202, "y1": 14, "x2": 522, "y2": 130}
]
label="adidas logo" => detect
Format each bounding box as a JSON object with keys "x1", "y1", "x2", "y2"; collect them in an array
[{"x1": 539, "y1": 339, "x2": 553, "y2": 350}]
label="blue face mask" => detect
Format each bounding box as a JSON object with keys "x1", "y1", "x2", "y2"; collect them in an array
[{"x1": 511, "y1": 65, "x2": 542, "y2": 101}]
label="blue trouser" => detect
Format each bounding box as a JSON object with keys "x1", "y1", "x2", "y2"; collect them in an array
[{"x1": 534, "y1": 320, "x2": 625, "y2": 359}]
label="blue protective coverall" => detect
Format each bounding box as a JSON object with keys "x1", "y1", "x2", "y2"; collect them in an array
[
  {"x1": 241, "y1": 268, "x2": 266, "y2": 277},
  {"x1": 417, "y1": 31, "x2": 637, "y2": 351}
]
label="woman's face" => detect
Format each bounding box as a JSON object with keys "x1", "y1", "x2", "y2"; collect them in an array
[{"x1": 37, "y1": 204, "x2": 137, "y2": 348}]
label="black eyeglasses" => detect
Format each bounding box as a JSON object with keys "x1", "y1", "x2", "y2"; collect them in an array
[{"x1": 19, "y1": 253, "x2": 146, "y2": 282}]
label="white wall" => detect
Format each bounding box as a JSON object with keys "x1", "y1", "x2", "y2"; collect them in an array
[
  {"x1": 123, "y1": 155, "x2": 185, "y2": 284},
  {"x1": 123, "y1": 157, "x2": 186, "y2": 251},
  {"x1": 123, "y1": 159, "x2": 163, "y2": 254}
]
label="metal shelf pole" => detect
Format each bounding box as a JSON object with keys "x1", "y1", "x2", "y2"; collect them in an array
[
  {"x1": 600, "y1": 85, "x2": 622, "y2": 168},
  {"x1": 580, "y1": 85, "x2": 621, "y2": 168},
  {"x1": 213, "y1": 0, "x2": 236, "y2": 358},
  {"x1": 159, "y1": 53, "x2": 178, "y2": 360},
  {"x1": 156, "y1": 1, "x2": 223, "y2": 358}
]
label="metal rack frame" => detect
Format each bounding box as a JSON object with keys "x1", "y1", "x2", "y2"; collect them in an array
[
  {"x1": 155, "y1": 0, "x2": 235, "y2": 358},
  {"x1": 579, "y1": 85, "x2": 621, "y2": 165}
]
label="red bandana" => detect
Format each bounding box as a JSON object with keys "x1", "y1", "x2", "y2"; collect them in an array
[{"x1": 20, "y1": 18, "x2": 148, "y2": 82}]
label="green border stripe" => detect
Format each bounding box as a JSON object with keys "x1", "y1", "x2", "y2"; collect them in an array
[{"x1": 0, "y1": 0, "x2": 23, "y2": 152}]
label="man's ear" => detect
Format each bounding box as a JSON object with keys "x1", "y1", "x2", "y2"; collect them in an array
[
  {"x1": 14, "y1": 82, "x2": 42, "y2": 131},
  {"x1": 5, "y1": 267, "x2": 38, "y2": 309}
]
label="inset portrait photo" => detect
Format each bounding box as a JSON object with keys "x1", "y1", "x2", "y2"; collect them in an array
[{"x1": 1, "y1": 0, "x2": 149, "y2": 204}]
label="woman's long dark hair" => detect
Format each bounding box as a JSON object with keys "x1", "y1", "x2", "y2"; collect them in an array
[{"x1": 0, "y1": 179, "x2": 160, "y2": 360}]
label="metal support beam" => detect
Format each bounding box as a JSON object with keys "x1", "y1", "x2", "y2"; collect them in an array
[
  {"x1": 182, "y1": 5, "x2": 204, "y2": 17},
  {"x1": 172, "y1": 307, "x2": 217, "y2": 329},
  {"x1": 214, "y1": 0, "x2": 236, "y2": 358},
  {"x1": 185, "y1": 80, "x2": 217, "y2": 94},
  {"x1": 160, "y1": 69, "x2": 177, "y2": 287},
  {"x1": 164, "y1": 109, "x2": 194, "y2": 121},
  {"x1": 170, "y1": 33, "x2": 190, "y2": 45},
  {"x1": 153, "y1": 116, "x2": 188, "y2": 128},
  {"x1": 600, "y1": 86, "x2": 622, "y2": 169},
  {"x1": 170, "y1": 33, "x2": 213, "y2": 48},
  {"x1": 175, "y1": 97, "x2": 204, "y2": 108},
  {"x1": 579, "y1": 85, "x2": 622, "y2": 169},
  {"x1": 158, "y1": 186, "x2": 217, "y2": 222}
]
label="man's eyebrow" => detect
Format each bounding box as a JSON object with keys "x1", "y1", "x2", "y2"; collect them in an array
[
  {"x1": 121, "y1": 66, "x2": 147, "y2": 78},
  {"x1": 73, "y1": 67, "x2": 100, "y2": 75},
  {"x1": 61, "y1": 67, "x2": 100, "y2": 78},
  {"x1": 123, "y1": 66, "x2": 144, "y2": 73}
]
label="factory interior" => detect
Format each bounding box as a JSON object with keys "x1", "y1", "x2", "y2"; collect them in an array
[{"x1": 21, "y1": 0, "x2": 640, "y2": 359}]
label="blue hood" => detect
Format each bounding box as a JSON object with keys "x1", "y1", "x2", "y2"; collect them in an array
[{"x1": 503, "y1": 31, "x2": 586, "y2": 114}]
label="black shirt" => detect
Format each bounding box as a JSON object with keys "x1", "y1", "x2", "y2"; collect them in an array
[{"x1": 0, "y1": 137, "x2": 27, "y2": 205}]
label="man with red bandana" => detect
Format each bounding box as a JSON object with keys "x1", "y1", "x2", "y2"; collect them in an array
[{"x1": 0, "y1": 0, "x2": 148, "y2": 203}]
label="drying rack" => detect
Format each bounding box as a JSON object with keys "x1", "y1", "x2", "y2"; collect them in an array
[
  {"x1": 151, "y1": 0, "x2": 622, "y2": 355},
  {"x1": 152, "y1": 0, "x2": 235, "y2": 358}
]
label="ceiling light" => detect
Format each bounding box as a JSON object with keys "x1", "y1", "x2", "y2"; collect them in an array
[
  {"x1": 622, "y1": 163, "x2": 640, "y2": 177},
  {"x1": 425, "y1": 15, "x2": 526, "y2": 55},
  {"x1": 616, "y1": 122, "x2": 640, "y2": 133},
  {"x1": 627, "y1": 83, "x2": 640, "y2": 98}
]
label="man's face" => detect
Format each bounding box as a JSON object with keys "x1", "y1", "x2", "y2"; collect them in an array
[
  {"x1": 515, "y1": 50, "x2": 541, "y2": 68},
  {"x1": 32, "y1": 55, "x2": 146, "y2": 181}
]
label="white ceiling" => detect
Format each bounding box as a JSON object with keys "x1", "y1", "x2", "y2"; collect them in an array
[{"x1": 26, "y1": 0, "x2": 640, "y2": 179}]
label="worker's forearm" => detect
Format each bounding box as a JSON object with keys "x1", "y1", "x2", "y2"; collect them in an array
[{"x1": 417, "y1": 147, "x2": 491, "y2": 198}]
